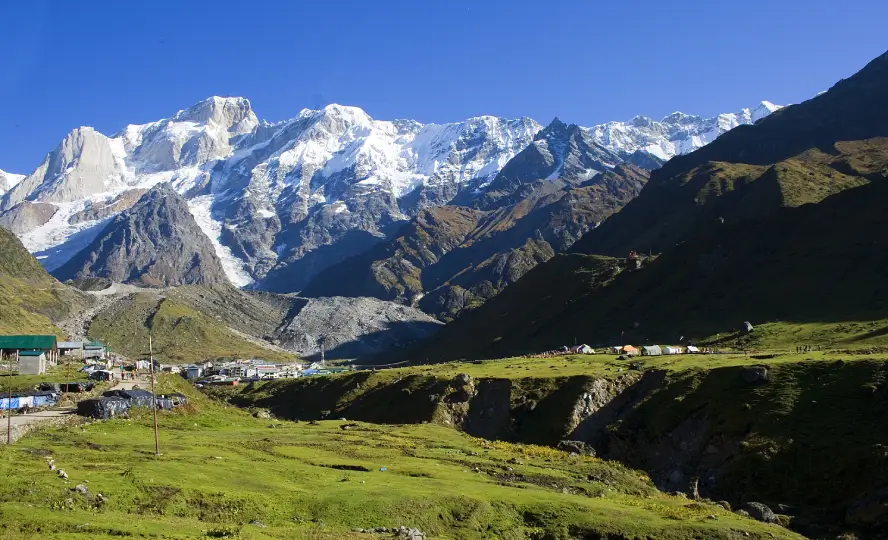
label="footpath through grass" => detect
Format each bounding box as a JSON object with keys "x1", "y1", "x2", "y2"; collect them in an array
[{"x1": 0, "y1": 375, "x2": 799, "y2": 539}]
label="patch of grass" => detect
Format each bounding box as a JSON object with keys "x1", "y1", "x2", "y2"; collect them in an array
[
  {"x1": 0, "y1": 375, "x2": 799, "y2": 539},
  {"x1": 0, "y1": 362, "x2": 91, "y2": 393}
]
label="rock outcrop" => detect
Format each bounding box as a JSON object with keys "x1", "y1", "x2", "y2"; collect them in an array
[{"x1": 0, "y1": 202, "x2": 58, "y2": 234}]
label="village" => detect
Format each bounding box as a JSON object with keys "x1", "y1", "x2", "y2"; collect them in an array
[{"x1": 0, "y1": 333, "x2": 348, "y2": 430}]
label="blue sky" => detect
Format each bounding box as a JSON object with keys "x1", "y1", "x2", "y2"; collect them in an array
[{"x1": 0, "y1": 0, "x2": 885, "y2": 174}]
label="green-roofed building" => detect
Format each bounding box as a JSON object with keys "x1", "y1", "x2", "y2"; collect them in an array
[{"x1": 0, "y1": 335, "x2": 58, "y2": 366}]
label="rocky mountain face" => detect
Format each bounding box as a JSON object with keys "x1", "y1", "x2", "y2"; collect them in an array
[
  {"x1": 0, "y1": 96, "x2": 777, "y2": 295},
  {"x1": 303, "y1": 117, "x2": 650, "y2": 320},
  {"x1": 53, "y1": 184, "x2": 228, "y2": 287},
  {"x1": 275, "y1": 296, "x2": 443, "y2": 360},
  {"x1": 405, "y1": 50, "x2": 888, "y2": 362}
]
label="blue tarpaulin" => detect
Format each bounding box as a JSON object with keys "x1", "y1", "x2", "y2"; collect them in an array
[{"x1": 0, "y1": 397, "x2": 20, "y2": 410}]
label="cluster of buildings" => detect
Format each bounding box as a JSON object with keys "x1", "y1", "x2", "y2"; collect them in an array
[
  {"x1": 172, "y1": 359, "x2": 349, "y2": 384},
  {"x1": 0, "y1": 336, "x2": 109, "y2": 375}
]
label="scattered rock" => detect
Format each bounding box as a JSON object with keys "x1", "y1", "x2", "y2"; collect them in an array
[
  {"x1": 253, "y1": 410, "x2": 271, "y2": 419},
  {"x1": 250, "y1": 520, "x2": 266, "y2": 528},
  {"x1": 74, "y1": 484, "x2": 89, "y2": 495},
  {"x1": 393, "y1": 525, "x2": 425, "y2": 539},
  {"x1": 736, "y1": 509, "x2": 751, "y2": 518},
  {"x1": 744, "y1": 502, "x2": 778, "y2": 524},
  {"x1": 556, "y1": 440, "x2": 596, "y2": 457},
  {"x1": 340, "y1": 423, "x2": 360, "y2": 430},
  {"x1": 740, "y1": 366, "x2": 769, "y2": 384},
  {"x1": 742, "y1": 321, "x2": 754, "y2": 334},
  {"x1": 716, "y1": 500, "x2": 732, "y2": 511},
  {"x1": 58, "y1": 470, "x2": 68, "y2": 479}
]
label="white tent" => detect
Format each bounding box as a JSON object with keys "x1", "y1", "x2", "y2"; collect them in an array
[
  {"x1": 575, "y1": 344, "x2": 594, "y2": 354},
  {"x1": 686, "y1": 345, "x2": 700, "y2": 353},
  {"x1": 663, "y1": 346, "x2": 683, "y2": 355}
]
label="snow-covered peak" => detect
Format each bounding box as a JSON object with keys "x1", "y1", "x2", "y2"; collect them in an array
[
  {"x1": 4, "y1": 95, "x2": 777, "y2": 290},
  {"x1": 586, "y1": 101, "x2": 781, "y2": 161},
  {"x1": 751, "y1": 100, "x2": 781, "y2": 122},
  {"x1": 173, "y1": 96, "x2": 257, "y2": 131},
  {"x1": 0, "y1": 168, "x2": 25, "y2": 194}
]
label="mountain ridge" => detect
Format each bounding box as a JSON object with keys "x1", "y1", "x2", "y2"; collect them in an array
[{"x1": 0, "y1": 96, "x2": 778, "y2": 293}]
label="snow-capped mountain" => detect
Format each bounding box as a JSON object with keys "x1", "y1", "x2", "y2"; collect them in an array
[
  {"x1": 0, "y1": 169, "x2": 25, "y2": 195},
  {"x1": 587, "y1": 101, "x2": 781, "y2": 160},
  {"x1": 0, "y1": 96, "x2": 779, "y2": 291}
]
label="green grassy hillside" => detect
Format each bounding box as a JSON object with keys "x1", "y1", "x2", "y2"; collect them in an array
[
  {"x1": 211, "y1": 353, "x2": 888, "y2": 538},
  {"x1": 0, "y1": 226, "x2": 90, "y2": 335},
  {"x1": 0, "y1": 374, "x2": 799, "y2": 539},
  {"x1": 87, "y1": 292, "x2": 295, "y2": 363},
  {"x1": 408, "y1": 175, "x2": 888, "y2": 361}
]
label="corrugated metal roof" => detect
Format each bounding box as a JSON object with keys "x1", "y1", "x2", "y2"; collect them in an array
[
  {"x1": 0, "y1": 335, "x2": 57, "y2": 350},
  {"x1": 18, "y1": 350, "x2": 45, "y2": 357},
  {"x1": 58, "y1": 341, "x2": 83, "y2": 349}
]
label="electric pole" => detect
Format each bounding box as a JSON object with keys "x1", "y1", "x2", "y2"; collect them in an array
[{"x1": 149, "y1": 334, "x2": 160, "y2": 456}]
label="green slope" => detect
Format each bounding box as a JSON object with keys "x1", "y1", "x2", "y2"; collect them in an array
[
  {"x1": 0, "y1": 226, "x2": 90, "y2": 335},
  {"x1": 87, "y1": 291, "x2": 296, "y2": 363},
  {"x1": 0, "y1": 374, "x2": 801, "y2": 539}
]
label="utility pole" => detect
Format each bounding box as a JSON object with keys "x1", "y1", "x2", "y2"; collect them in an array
[
  {"x1": 149, "y1": 334, "x2": 160, "y2": 456},
  {"x1": 7, "y1": 350, "x2": 18, "y2": 445}
]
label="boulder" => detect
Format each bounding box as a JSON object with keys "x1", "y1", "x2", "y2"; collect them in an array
[
  {"x1": 393, "y1": 526, "x2": 425, "y2": 539},
  {"x1": 74, "y1": 484, "x2": 89, "y2": 495},
  {"x1": 556, "y1": 440, "x2": 596, "y2": 457},
  {"x1": 742, "y1": 321, "x2": 754, "y2": 334},
  {"x1": 744, "y1": 502, "x2": 778, "y2": 524},
  {"x1": 740, "y1": 366, "x2": 769, "y2": 384},
  {"x1": 453, "y1": 373, "x2": 473, "y2": 386},
  {"x1": 253, "y1": 410, "x2": 271, "y2": 419}
]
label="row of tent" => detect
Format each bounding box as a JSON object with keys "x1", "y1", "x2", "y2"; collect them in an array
[
  {"x1": 0, "y1": 391, "x2": 59, "y2": 410},
  {"x1": 0, "y1": 380, "x2": 102, "y2": 411},
  {"x1": 615, "y1": 345, "x2": 702, "y2": 356},
  {"x1": 76, "y1": 390, "x2": 189, "y2": 419}
]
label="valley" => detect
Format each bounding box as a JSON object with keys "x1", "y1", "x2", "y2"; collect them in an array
[{"x1": 0, "y1": 13, "x2": 885, "y2": 538}]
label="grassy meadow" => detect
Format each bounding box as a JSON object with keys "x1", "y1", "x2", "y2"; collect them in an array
[{"x1": 0, "y1": 375, "x2": 800, "y2": 540}]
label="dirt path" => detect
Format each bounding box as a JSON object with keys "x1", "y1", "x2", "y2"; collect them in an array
[{"x1": 2, "y1": 376, "x2": 150, "y2": 445}]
